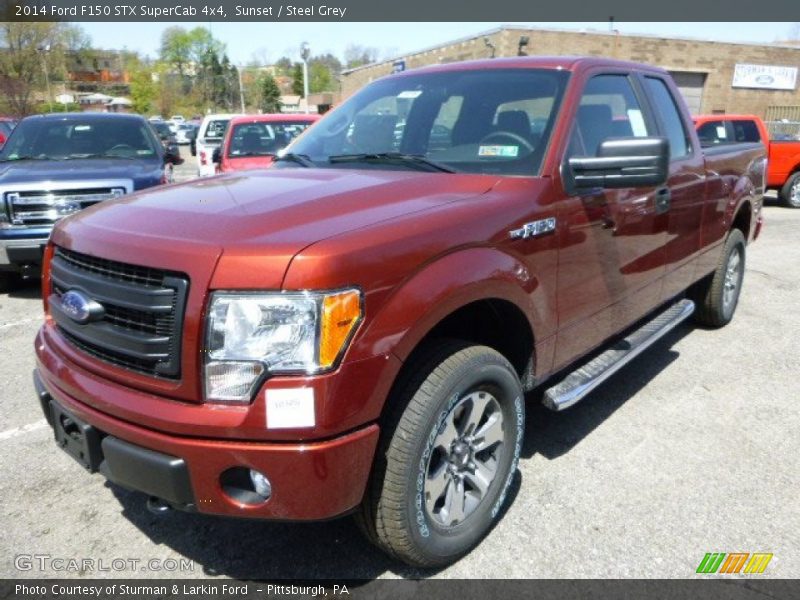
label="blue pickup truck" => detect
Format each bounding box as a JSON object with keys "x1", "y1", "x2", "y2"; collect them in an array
[{"x1": 0, "y1": 112, "x2": 181, "y2": 291}]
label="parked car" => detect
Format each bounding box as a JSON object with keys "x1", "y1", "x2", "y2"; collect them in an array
[
  {"x1": 214, "y1": 114, "x2": 319, "y2": 173},
  {"x1": 0, "y1": 117, "x2": 17, "y2": 147},
  {"x1": 694, "y1": 114, "x2": 800, "y2": 207},
  {"x1": 195, "y1": 113, "x2": 239, "y2": 177},
  {"x1": 0, "y1": 112, "x2": 181, "y2": 290},
  {"x1": 175, "y1": 123, "x2": 198, "y2": 146},
  {"x1": 33, "y1": 58, "x2": 764, "y2": 567},
  {"x1": 149, "y1": 120, "x2": 184, "y2": 181}
]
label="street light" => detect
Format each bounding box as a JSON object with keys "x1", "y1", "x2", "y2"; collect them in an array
[
  {"x1": 37, "y1": 43, "x2": 53, "y2": 112},
  {"x1": 300, "y1": 42, "x2": 310, "y2": 114}
]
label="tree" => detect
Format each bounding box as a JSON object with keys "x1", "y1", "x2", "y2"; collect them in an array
[
  {"x1": 309, "y1": 62, "x2": 333, "y2": 94},
  {"x1": 0, "y1": 22, "x2": 89, "y2": 116},
  {"x1": 259, "y1": 74, "x2": 282, "y2": 113},
  {"x1": 129, "y1": 68, "x2": 156, "y2": 114},
  {"x1": 159, "y1": 26, "x2": 192, "y2": 77},
  {"x1": 291, "y1": 63, "x2": 304, "y2": 96},
  {"x1": 273, "y1": 56, "x2": 293, "y2": 75},
  {"x1": 344, "y1": 44, "x2": 378, "y2": 69}
]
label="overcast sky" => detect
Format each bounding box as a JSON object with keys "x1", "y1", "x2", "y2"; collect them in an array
[{"x1": 79, "y1": 22, "x2": 798, "y2": 64}]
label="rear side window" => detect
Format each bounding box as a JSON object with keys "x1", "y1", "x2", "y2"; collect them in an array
[
  {"x1": 697, "y1": 120, "x2": 728, "y2": 145},
  {"x1": 644, "y1": 77, "x2": 691, "y2": 159},
  {"x1": 731, "y1": 120, "x2": 761, "y2": 143},
  {"x1": 203, "y1": 119, "x2": 229, "y2": 140}
]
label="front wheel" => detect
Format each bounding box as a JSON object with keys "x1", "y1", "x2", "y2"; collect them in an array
[
  {"x1": 357, "y1": 341, "x2": 525, "y2": 567},
  {"x1": 691, "y1": 228, "x2": 746, "y2": 328},
  {"x1": 779, "y1": 172, "x2": 800, "y2": 208}
]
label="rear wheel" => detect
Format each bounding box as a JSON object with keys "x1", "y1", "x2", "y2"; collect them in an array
[
  {"x1": 691, "y1": 228, "x2": 746, "y2": 328},
  {"x1": 357, "y1": 340, "x2": 525, "y2": 567},
  {"x1": 779, "y1": 172, "x2": 800, "y2": 208}
]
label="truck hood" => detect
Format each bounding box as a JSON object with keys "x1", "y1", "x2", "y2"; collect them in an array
[
  {"x1": 0, "y1": 158, "x2": 163, "y2": 190},
  {"x1": 52, "y1": 168, "x2": 498, "y2": 289}
]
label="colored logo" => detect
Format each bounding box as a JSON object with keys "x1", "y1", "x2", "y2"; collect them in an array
[
  {"x1": 60, "y1": 290, "x2": 104, "y2": 324},
  {"x1": 696, "y1": 552, "x2": 773, "y2": 574}
]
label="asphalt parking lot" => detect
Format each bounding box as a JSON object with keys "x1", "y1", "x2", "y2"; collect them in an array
[{"x1": 1, "y1": 173, "x2": 798, "y2": 579}]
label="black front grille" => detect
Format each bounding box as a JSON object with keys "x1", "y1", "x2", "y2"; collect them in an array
[{"x1": 50, "y1": 247, "x2": 189, "y2": 378}]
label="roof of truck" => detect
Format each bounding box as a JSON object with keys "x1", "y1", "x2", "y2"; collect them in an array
[{"x1": 388, "y1": 56, "x2": 669, "y2": 78}]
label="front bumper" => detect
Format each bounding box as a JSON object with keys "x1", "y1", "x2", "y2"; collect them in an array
[
  {"x1": 34, "y1": 366, "x2": 380, "y2": 520},
  {"x1": 0, "y1": 228, "x2": 50, "y2": 271}
]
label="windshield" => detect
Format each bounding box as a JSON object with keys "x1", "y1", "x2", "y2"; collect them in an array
[
  {"x1": 228, "y1": 121, "x2": 314, "y2": 157},
  {"x1": 0, "y1": 116, "x2": 160, "y2": 161},
  {"x1": 287, "y1": 68, "x2": 568, "y2": 176}
]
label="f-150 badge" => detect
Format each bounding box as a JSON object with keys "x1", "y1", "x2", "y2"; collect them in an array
[{"x1": 509, "y1": 217, "x2": 557, "y2": 240}]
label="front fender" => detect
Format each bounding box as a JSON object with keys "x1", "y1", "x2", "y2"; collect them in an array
[{"x1": 350, "y1": 246, "x2": 551, "y2": 364}]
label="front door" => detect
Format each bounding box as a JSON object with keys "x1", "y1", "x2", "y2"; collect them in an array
[{"x1": 554, "y1": 72, "x2": 669, "y2": 368}]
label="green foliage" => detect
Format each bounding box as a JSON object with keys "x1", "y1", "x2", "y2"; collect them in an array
[
  {"x1": 0, "y1": 22, "x2": 89, "y2": 115},
  {"x1": 259, "y1": 74, "x2": 282, "y2": 113},
  {"x1": 292, "y1": 63, "x2": 304, "y2": 96},
  {"x1": 129, "y1": 69, "x2": 156, "y2": 114},
  {"x1": 35, "y1": 101, "x2": 80, "y2": 113}
]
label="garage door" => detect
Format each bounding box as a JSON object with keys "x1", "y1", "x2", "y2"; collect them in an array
[{"x1": 668, "y1": 71, "x2": 707, "y2": 115}]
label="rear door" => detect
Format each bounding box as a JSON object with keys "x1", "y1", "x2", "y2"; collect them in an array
[
  {"x1": 554, "y1": 71, "x2": 669, "y2": 368},
  {"x1": 639, "y1": 75, "x2": 708, "y2": 300}
]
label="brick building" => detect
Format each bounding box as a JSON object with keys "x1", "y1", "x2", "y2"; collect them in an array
[{"x1": 341, "y1": 26, "x2": 800, "y2": 119}]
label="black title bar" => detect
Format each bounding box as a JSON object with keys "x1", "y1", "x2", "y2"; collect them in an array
[{"x1": 3, "y1": 0, "x2": 800, "y2": 21}]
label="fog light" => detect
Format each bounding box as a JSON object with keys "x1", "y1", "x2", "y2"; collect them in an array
[
  {"x1": 220, "y1": 466, "x2": 272, "y2": 506},
  {"x1": 249, "y1": 469, "x2": 272, "y2": 499}
]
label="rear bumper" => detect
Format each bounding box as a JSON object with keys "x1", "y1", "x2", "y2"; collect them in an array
[{"x1": 33, "y1": 366, "x2": 380, "y2": 520}]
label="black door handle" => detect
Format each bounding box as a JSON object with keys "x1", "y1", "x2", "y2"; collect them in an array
[{"x1": 655, "y1": 187, "x2": 671, "y2": 214}]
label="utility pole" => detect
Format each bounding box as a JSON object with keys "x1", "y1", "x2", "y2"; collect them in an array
[
  {"x1": 300, "y1": 42, "x2": 310, "y2": 114},
  {"x1": 237, "y1": 65, "x2": 246, "y2": 113}
]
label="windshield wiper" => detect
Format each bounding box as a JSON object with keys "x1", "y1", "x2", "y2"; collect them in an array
[
  {"x1": 273, "y1": 152, "x2": 315, "y2": 168},
  {"x1": 0, "y1": 154, "x2": 51, "y2": 162},
  {"x1": 328, "y1": 152, "x2": 455, "y2": 173}
]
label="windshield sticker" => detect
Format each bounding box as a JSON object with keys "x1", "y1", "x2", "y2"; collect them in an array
[
  {"x1": 478, "y1": 145, "x2": 519, "y2": 157},
  {"x1": 397, "y1": 90, "x2": 422, "y2": 99}
]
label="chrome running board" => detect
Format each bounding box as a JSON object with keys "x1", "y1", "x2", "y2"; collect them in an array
[{"x1": 543, "y1": 299, "x2": 695, "y2": 411}]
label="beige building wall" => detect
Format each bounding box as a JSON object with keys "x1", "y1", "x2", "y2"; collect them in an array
[{"x1": 341, "y1": 27, "x2": 800, "y2": 118}]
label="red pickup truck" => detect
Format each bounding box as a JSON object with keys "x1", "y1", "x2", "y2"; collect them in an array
[
  {"x1": 694, "y1": 113, "x2": 800, "y2": 207},
  {"x1": 214, "y1": 113, "x2": 320, "y2": 173},
  {"x1": 34, "y1": 57, "x2": 765, "y2": 567}
]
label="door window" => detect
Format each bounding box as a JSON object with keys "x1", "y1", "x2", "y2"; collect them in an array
[{"x1": 569, "y1": 74, "x2": 651, "y2": 158}]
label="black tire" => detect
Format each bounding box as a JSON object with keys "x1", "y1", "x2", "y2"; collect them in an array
[
  {"x1": 779, "y1": 172, "x2": 800, "y2": 208},
  {"x1": 691, "y1": 228, "x2": 746, "y2": 328},
  {"x1": 0, "y1": 271, "x2": 19, "y2": 294},
  {"x1": 357, "y1": 340, "x2": 525, "y2": 567}
]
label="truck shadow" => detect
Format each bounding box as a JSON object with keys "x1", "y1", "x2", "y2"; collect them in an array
[
  {"x1": 106, "y1": 325, "x2": 687, "y2": 581},
  {"x1": 5, "y1": 278, "x2": 41, "y2": 299},
  {"x1": 521, "y1": 323, "x2": 691, "y2": 460}
]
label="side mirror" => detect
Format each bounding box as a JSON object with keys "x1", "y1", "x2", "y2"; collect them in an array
[
  {"x1": 212, "y1": 147, "x2": 221, "y2": 164},
  {"x1": 567, "y1": 137, "x2": 669, "y2": 190}
]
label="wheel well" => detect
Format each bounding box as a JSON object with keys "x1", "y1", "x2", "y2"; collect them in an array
[
  {"x1": 413, "y1": 299, "x2": 535, "y2": 388},
  {"x1": 732, "y1": 201, "x2": 752, "y2": 239}
]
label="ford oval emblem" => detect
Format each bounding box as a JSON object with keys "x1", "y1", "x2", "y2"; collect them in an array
[{"x1": 60, "y1": 290, "x2": 104, "y2": 324}]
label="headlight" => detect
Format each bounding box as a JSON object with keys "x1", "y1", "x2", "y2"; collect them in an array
[{"x1": 204, "y1": 289, "x2": 362, "y2": 403}]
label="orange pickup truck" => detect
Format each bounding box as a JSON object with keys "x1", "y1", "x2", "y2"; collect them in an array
[{"x1": 694, "y1": 114, "x2": 800, "y2": 207}]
